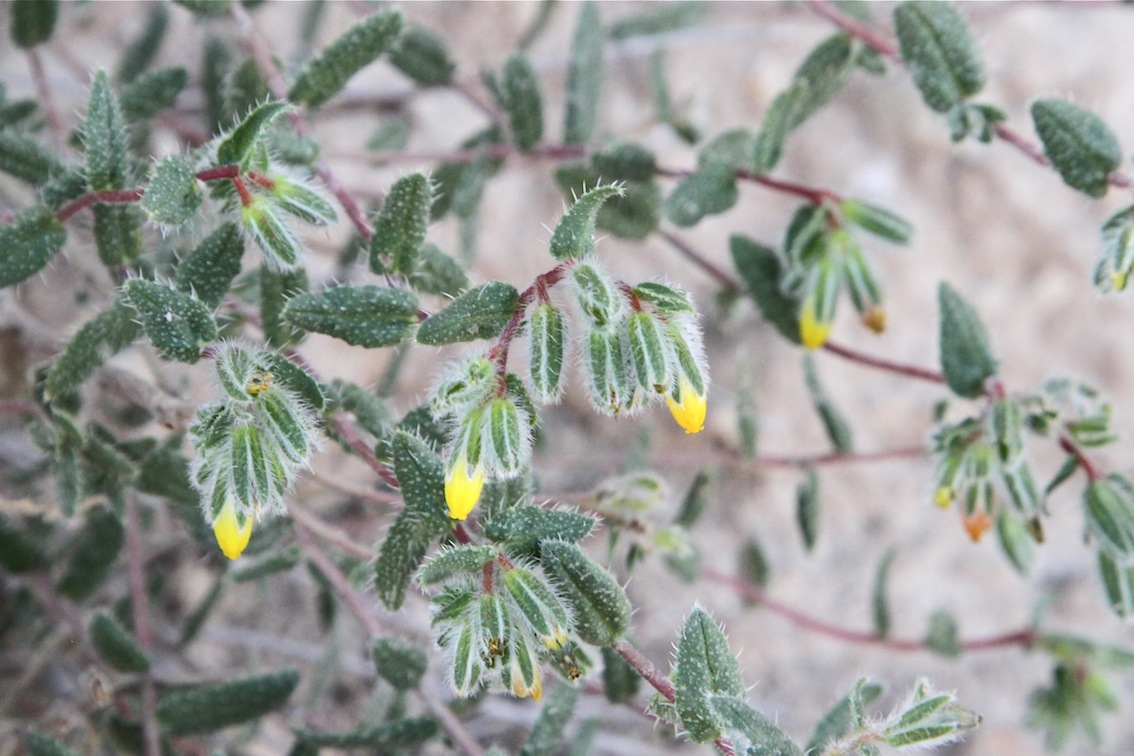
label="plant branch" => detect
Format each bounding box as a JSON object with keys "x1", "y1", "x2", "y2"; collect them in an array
[
  {"x1": 658, "y1": 230, "x2": 741, "y2": 293},
  {"x1": 125, "y1": 496, "x2": 160, "y2": 756},
  {"x1": 288, "y1": 501, "x2": 374, "y2": 561},
  {"x1": 821, "y1": 340, "x2": 946, "y2": 384},
  {"x1": 702, "y1": 568, "x2": 1037, "y2": 653},
  {"x1": 327, "y1": 412, "x2": 400, "y2": 488},
  {"x1": 56, "y1": 189, "x2": 145, "y2": 222}
]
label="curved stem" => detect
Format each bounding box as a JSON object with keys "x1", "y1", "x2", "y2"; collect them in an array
[{"x1": 821, "y1": 340, "x2": 945, "y2": 384}]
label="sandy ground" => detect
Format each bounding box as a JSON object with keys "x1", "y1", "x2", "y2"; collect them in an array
[{"x1": 3, "y1": 2, "x2": 1134, "y2": 755}]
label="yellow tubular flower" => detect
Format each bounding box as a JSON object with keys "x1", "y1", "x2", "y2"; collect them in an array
[
  {"x1": 214, "y1": 500, "x2": 253, "y2": 560},
  {"x1": 800, "y1": 305, "x2": 831, "y2": 350},
  {"x1": 445, "y1": 454, "x2": 484, "y2": 520},
  {"x1": 666, "y1": 375, "x2": 707, "y2": 434},
  {"x1": 933, "y1": 486, "x2": 954, "y2": 509}
]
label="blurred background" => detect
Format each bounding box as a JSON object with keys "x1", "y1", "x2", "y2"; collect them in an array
[{"x1": 2, "y1": 2, "x2": 1134, "y2": 754}]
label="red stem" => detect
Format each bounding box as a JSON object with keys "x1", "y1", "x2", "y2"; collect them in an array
[
  {"x1": 1059, "y1": 434, "x2": 1100, "y2": 482},
  {"x1": 702, "y1": 568, "x2": 1037, "y2": 653},
  {"x1": 327, "y1": 412, "x2": 400, "y2": 488},
  {"x1": 56, "y1": 189, "x2": 145, "y2": 222},
  {"x1": 489, "y1": 263, "x2": 570, "y2": 375},
  {"x1": 821, "y1": 339, "x2": 946, "y2": 384}
]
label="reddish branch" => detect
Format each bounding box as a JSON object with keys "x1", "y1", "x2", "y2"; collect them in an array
[
  {"x1": 703, "y1": 568, "x2": 1037, "y2": 653},
  {"x1": 821, "y1": 340, "x2": 946, "y2": 384}
]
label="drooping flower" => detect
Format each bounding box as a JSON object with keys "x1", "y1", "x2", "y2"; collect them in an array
[
  {"x1": 445, "y1": 453, "x2": 484, "y2": 520},
  {"x1": 666, "y1": 373, "x2": 707, "y2": 434},
  {"x1": 213, "y1": 497, "x2": 253, "y2": 560}
]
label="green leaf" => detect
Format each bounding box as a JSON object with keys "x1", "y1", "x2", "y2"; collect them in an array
[
  {"x1": 674, "y1": 607, "x2": 744, "y2": 743},
  {"x1": 791, "y1": 34, "x2": 858, "y2": 128},
  {"x1": 1084, "y1": 476, "x2": 1134, "y2": 557},
  {"x1": 924, "y1": 610, "x2": 961, "y2": 657},
  {"x1": 372, "y1": 636, "x2": 428, "y2": 690},
  {"x1": 288, "y1": 10, "x2": 404, "y2": 108},
  {"x1": 806, "y1": 682, "x2": 884, "y2": 753},
  {"x1": 938, "y1": 282, "x2": 997, "y2": 399},
  {"x1": 93, "y1": 204, "x2": 143, "y2": 267},
  {"x1": 231, "y1": 544, "x2": 302, "y2": 581},
  {"x1": 370, "y1": 171, "x2": 432, "y2": 275},
  {"x1": 415, "y1": 281, "x2": 517, "y2": 345},
  {"x1": 484, "y1": 505, "x2": 595, "y2": 559},
  {"x1": 1098, "y1": 549, "x2": 1134, "y2": 619},
  {"x1": 550, "y1": 182, "x2": 625, "y2": 260},
  {"x1": 796, "y1": 465, "x2": 820, "y2": 551},
  {"x1": 11, "y1": 0, "x2": 59, "y2": 48},
  {"x1": 284, "y1": 285, "x2": 419, "y2": 348},
  {"x1": 1031, "y1": 98, "x2": 1122, "y2": 199},
  {"x1": 57, "y1": 507, "x2": 124, "y2": 600},
  {"x1": 140, "y1": 154, "x2": 202, "y2": 227},
  {"x1": 175, "y1": 222, "x2": 244, "y2": 309},
  {"x1": 519, "y1": 683, "x2": 581, "y2": 756},
  {"x1": 664, "y1": 164, "x2": 738, "y2": 227},
  {"x1": 0, "y1": 514, "x2": 46, "y2": 573},
  {"x1": 607, "y1": 2, "x2": 707, "y2": 40},
  {"x1": 157, "y1": 669, "x2": 300, "y2": 735},
  {"x1": 119, "y1": 67, "x2": 188, "y2": 122},
  {"x1": 804, "y1": 354, "x2": 853, "y2": 452},
  {"x1": 44, "y1": 301, "x2": 140, "y2": 401},
  {"x1": 202, "y1": 36, "x2": 231, "y2": 136},
  {"x1": 117, "y1": 3, "x2": 169, "y2": 85},
  {"x1": 91, "y1": 611, "x2": 150, "y2": 672},
  {"x1": 25, "y1": 731, "x2": 81, "y2": 756},
  {"x1": 293, "y1": 718, "x2": 439, "y2": 749},
  {"x1": 0, "y1": 130, "x2": 64, "y2": 185},
  {"x1": 893, "y1": 1, "x2": 985, "y2": 112},
  {"x1": 675, "y1": 469, "x2": 712, "y2": 528},
  {"x1": 731, "y1": 235, "x2": 800, "y2": 343},
  {"x1": 541, "y1": 540, "x2": 631, "y2": 645},
  {"x1": 407, "y1": 242, "x2": 469, "y2": 298},
  {"x1": 709, "y1": 696, "x2": 804, "y2": 756},
  {"x1": 840, "y1": 199, "x2": 913, "y2": 244},
  {"x1": 564, "y1": 2, "x2": 603, "y2": 145},
  {"x1": 997, "y1": 511, "x2": 1035, "y2": 576},
  {"x1": 752, "y1": 81, "x2": 806, "y2": 174},
  {"x1": 0, "y1": 206, "x2": 67, "y2": 288},
  {"x1": 601, "y1": 646, "x2": 640, "y2": 704},
  {"x1": 260, "y1": 266, "x2": 309, "y2": 348},
  {"x1": 85, "y1": 71, "x2": 129, "y2": 191},
  {"x1": 498, "y1": 54, "x2": 544, "y2": 151},
  {"x1": 374, "y1": 432, "x2": 450, "y2": 609},
  {"x1": 123, "y1": 279, "x2": 217, "y2": 363},
  {"x1": 417, "y1": 544, "x2": 498, "y2": 586},
  {"x1": 872, "y1": 549, "x2": 895, "y2": 639},
  {"x1": 389, "y1": 25, "x2": 455, "y2": 86},
  {"x1": 215, "y1": 100, "x2": 290, "y2": 168}
]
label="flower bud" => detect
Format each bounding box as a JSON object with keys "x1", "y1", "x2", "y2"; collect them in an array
[
  {"x1": 213, "y1": 497, "x2": 253, "y2": 560},
  {"x1": 241, "y1": 196, "x2": 303, "y2": 270},
  {"x1": 431, "y1": 357, "x2": 496, "y2": 417},
  {"x1": 663, "y1": 323, "x2": 708, "y2": 434},
  {"x1": 584, "y1": 329, "x2": 640, "y2": 416},
  {"x1": 445, "y1": 410, "x2": 486, "y2": 520},
  {"x1": 503, "y1": 566, "x2": 571, "y2": 642},
  {"x1": 503, "y1": 633, "x2": 543, "y2": 701},
  {"x1": 799, "y1": 255, "x2": 840, "y2": 350},
  {"x1": 570, "y1": 262, "x2": 623, "y2": 331},
  {"x1": 625, "y1": 311, "x2": 669, "y2": 394},
  {"x1": 528, "y1": 303, "x2": 566, "y2": 403},
  {"x1": 482, "y1": 397, "x2": 530, "y2": 478},
  {"x1": 268, "y1": 173, "x2": 337, "y2": 226}
]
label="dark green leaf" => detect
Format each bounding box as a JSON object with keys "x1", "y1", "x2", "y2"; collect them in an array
[
  {"x1": 175, "y1": 222, "x2": 244, "y2": 309},
  {"x1": 752, "y1": 82, "x2": 806, "y2": 174},
  {"x1": 709, "y1": 696, "x2": 804, "y2": 756},
  {"x1": 85, "y1": 71, "x2": 129, "y2": 191},
  {"x1": 140, "y1": 154, "x2": 201, "y2": 227},
  {"x1": 791, "y1": 34, "x2": 857, "y2": 128},
  {"x1": 293, "y1": 718, "x2": 439, "y2": 749},
  {"x1": 119, "y1": 67, "x2": 188, "y2": 122},
  {"x1": 500, "y1": 54, "x2": 544, "y2": 151},
  {"x1": 893, "y1": 1, "x2": 985, "y2": 112},
  {"x1": 698, "y1": 129, "x2": 756, "y2": 172},
  {"x1": 520, "y1": 684, "x2": 581, "y2": 756},
  {"x1": 0, "y1": 514, "x2": 46, "y2": 572},
  {"x1": 415, "y1": 281, "x2": 517, "y2": 345},
  {"x1": 730, "y1": 235, "x2": 800, "y2": 343},
  {"x1": 997, "y1": 512, "x2": 1035, "y2": 576},
  {"x1": 0, "y1": 130, "x2": 64, "y2": 185},
  {"x1": 44, "y1": 300, "x2": 141, "y2": 401},
  {"x1": 924, "y1": 609, "x2": 961, "y2": 657},
  {"x1": 804, "y1": 355, "x2": 853, "y2": 452},
  {"x1": 938, "y1": 282, "x2": 997, "y2": 398},
  {"x1": 369, "y1": 171, "x2": 431, "y2": 275},
  {"x1": 840, "y1": 199, "x2": 913, "y2": 244},
  {"x1": 372, "y1": 636, "x2": 428, "y2": 690},
  {"x1": 664, "y1": 164, "x2": 738, "y2": 227},
  {"x1": 796, "y1": 465, "x2": 820, "y2": 551},
  {"x1": 1031, "y1": 98, "x2": 1122, "y2": 199},
  {"x1": 288, "y1": 10, "x2": 403, "y2": 108},
  {"x1": 25, "y1": 731, "x2": 81, "y2": 756},
  {"x1": 11, "y1": 0, "x2": 59, "y2": 48},
  {"x1": 601, "y1": 645, "x2": 640, "y2": 704},
  {"x1": 260, "y1": 266, "x2": 309, "y2": 348},
  {"x1": 117, "y1": 3, "x2": 169, "y2": 85},
  {"x1": 806, "y1": 682, "x2": 884, "y2": 753},
  {"x1": 284, "y1": 285, "x2": 419, "y2": 348},
  {"x1": 484, "y1": 505, "x2": 594, "y2": 559},
  {"x1": 91, "y1": 611, "x2": 150, "y2": 672},
  {"x1": 417, "y1": 544, "x2": 498, "y2": 586},
  {"x1": 407, "y1": 243, "x2": 470, "y2": 297},
  {"x1": 0, "y1": 206, "x2": 67, "y2": 288},
  {"x1": 541, "y1": 540, "x2": 631, "y2": 645},
  {"x1": 674, "y1": 607, "x2": 744, "y2": 743},
  {"x1": 872, "y1": 548, "x2": 895, "y2": 638},
  {"x1": 390, "y1": 25, "x2": 455, "y2": 87},
  {"x1": 93, "y1": 204, "x2": 143, "y2": 267},
  {"x1": 157, "y1": 669, "x2": 300, "y2": 735},
  {"x1": 123, "y1": 279, "x2": 217, "y2": 363},
  {"x1": 203, "y1": 36, "x2": 231, "y2": 136},
  {"x1": 607, "y1": 2, "x2": 707, "y2": 40},
  {"x1": 564, "y1": 2, "x2": 603, "y2": 145},
  {"x1": 215, "y1": 100, "x2": 290, "y2": 168},
  {"x1": 58, "y1": 507, "x2": 124, "y2": 601},
  {"x1": 231, "y1": 544, "x2": 302, "y2": 581}
]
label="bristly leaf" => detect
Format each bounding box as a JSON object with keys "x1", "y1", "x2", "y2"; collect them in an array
[
  {"x1": 664, "y1": 164, "x2": 738, "y2": 227},
  {"x1": 408, "y1": 243, "x2": 470, "y2": 297},
  {"x1": 0, "y1": 206, "x2": 67, "y2": 288},
  {"x1": 564, "y1": 2, "x2": 603, "y2": 145},
  {"x1": 519, "y1": 684, "x2": 581, "y2": 756},
  {"x1": 140, "y1": 154, "x2": 202, "y2": 227},
  {"x1": 417, "y1": 544, "x2": 498, "y2": 586},
  {"x1": 674, "y1": 607, "x2": 745, "y2": 743},
  {"x1": 601, "y1": 646, "x2": 641, "y2": 704},
  {"x1": 85, "y1": 71, "x2": 129, "y2": 191},
  {"x1": 288, "y1": 10, "x2": 404, "y2": 108},
  {"x1": 541, "y1": 540, "x2": 631, "y2": 645},
  {"x1": 501, "y1": 54, "x2": 544, "y2": 151},
  {"x1": 215, "y1": 100, "x2": 290, "y2": 168},
  {"x1": 893, "y1": 1, "x2": 985, "y2": 113},
  {"x1": 371, "y1": 637, "x2": 429, "y2": 690},
  {"x1": 93, "y1": 204, "x2": 143, "y2": 267},
  {"x1": 260, "y1": 266, "x2": 309, "y2": 348},
  {"x1": 389, "y1": 25, "x2": 455, "y2": 87},
  {"x1": 730, "y1": 235, "x2": 801, "y2": 344},
  {"x1": 11, "y1": 0, "x2": 59, "y2": 48},
  {"x1": 805, "y1": 682, "x2": 885, "y2": 753},
  {"x1": 292, "y1": 718, "x2": 439, "y2": 750},
  {"x1": 284, "y1": 285, "x2": 419, "y2": 349},
  {"x1": 0, "y1": 130, "x2": 64, "y2": 185},
  {"x1": 415, "y1": 281, "x2": 518, "y2": 345},
  {"x1": 91, "y1": 612, "x2": 151, "y2": 673},
  {"x1": 1031, "y1": 98, "x2": 1122, "y2": 199},
  {"x1": 122, "y1": 279, "x2": 218, "y2": 364},
  {"x1": 841, "y1": 199, "x2": 913, "y2": 245},
  {"x1": 369, "y1": 171, "x2": 432, "y2": 275},
  {"x1": 938, "y1": 282, "x2": 997, "y2": 399},
  {"x1": 57, "y1": 507, "x2": 124, "y2": 600},
  {"x1": 157, "y1": 669, "x2": 300, "y2": 735},
  {"x1": 709, "y1": 696, "x2": 804, "y2": 756},
  {"x1": 484, "y1": 505, "x2": 594, "y2": 560},
  {"x1": 549, "y1": 182, "x2": 624, "y2": 260},
  {"x1": 44, "y1": 300, "x2": 141, "y2": 401},
  {"x1": 117, "y1": 3, "x2": 169, "y2": 85},
  {"x1": 119, "y1": 67, "x2": 188, "y2": 122},
  {"x1": 175, "y1": 222, "x2": 244, "y2": 309}
]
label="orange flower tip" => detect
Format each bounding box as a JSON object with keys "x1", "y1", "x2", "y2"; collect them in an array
[
  {"x1": 445, "y1": 458, "x2": 484, "y2": 520},
  {"x1": 666, "y1": 380, "x2": 707, "y2": 435},
  {"x1": 800, "y1": 313, "x2": 831, "y2": 350},
  {"x1": 214, "y1": 503, "x2": 253, "y2": 560},
  {"x1": 862, "y1": 306, "x2": 887, "y2": 334},
  {"x1": 963, "y1": 512, "x2": 992, "y2": 543},
  {"x1": 933, "y1": 486, "x2": 953, "y2": 509}
]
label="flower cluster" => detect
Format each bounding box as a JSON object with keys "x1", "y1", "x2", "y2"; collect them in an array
[{"x1": 189, "y1": 344, "x2": 320, "y2": 559}]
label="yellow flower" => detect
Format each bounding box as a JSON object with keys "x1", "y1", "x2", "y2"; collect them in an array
[
  {"x1": 666, "y1": 375, "x2": 707, "y2": 434},
  {"x1": 934, "y1": 486, "x2": 954, "y2": 509},
  {"x1": 800, "y1": 303, "x2": 831, "y2": 350},
  {"x1": 213, "y1": 499, "x2": 253, "y2": 560},
  {"x1": 510, "y1": 660, "x2": 543, "y2": 701},
  {"x1": 445, "y1": 454, "x2": 484, "y2": 520}
]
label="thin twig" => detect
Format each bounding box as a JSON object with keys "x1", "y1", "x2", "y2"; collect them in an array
[
  {"x1": 288, "y1": 501, "x2": 374, "y2": 561},
  {"x1": 702, "y1": 568, "x2": 1037, "y2": 653},
  {"x1": 125, "y1": 496, "x2": 160, "y2": 756},
  {"x1": 658, "y1": 230, "x2": 741, "y2": 293},
  {"x1": 821, "y1": 340, "x2": 945, "y2": 384},
  {"x1": 327, "y1": 412, "x2": 400, "y2": 488}
]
